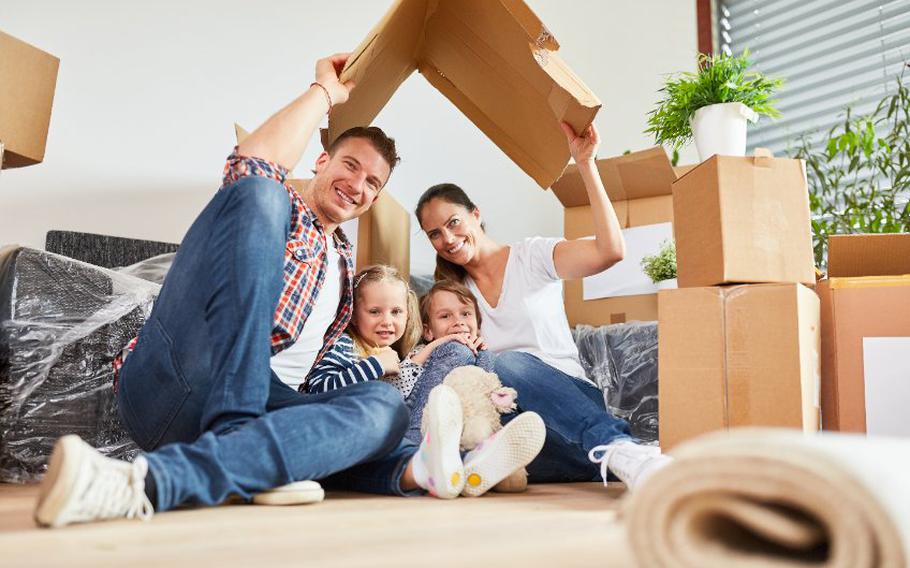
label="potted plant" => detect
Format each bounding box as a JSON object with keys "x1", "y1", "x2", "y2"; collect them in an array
[
  {"x1": 646, "y1": 50, "x2": 783, "y2": 160},
  {"x1": 791, "y1": 71, "x2": 910, "y2": 269},
  {"x1": 641, "y1": 240, "x2": 678, "y2": 290}
]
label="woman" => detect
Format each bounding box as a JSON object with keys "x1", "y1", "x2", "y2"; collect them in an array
[{"x1": 415, "y1": 122, "x2": 670, "y2": 491}]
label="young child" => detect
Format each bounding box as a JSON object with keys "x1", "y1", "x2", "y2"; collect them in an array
[
  {"x1": 305, "y1": 264, "x2": 421, "y2": 394},
  {"x1": 395, "y1": 280, "x2": 494, "y2": 440},
  {"x1": 306, "y1": 268, "x2": 544, "y2": 498}
]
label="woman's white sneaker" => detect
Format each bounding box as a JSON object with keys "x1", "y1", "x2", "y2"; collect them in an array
[
  {"x1": 588, "y1": 440, "x2": 671, "y2": 491},
  {"x1": 34, "y1": 435, "x2": 154, "y2": 528}
]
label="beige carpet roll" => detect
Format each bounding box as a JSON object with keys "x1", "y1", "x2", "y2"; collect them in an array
[{"x1": 626, "y1": 428, "x2": 910, "y2": 568}]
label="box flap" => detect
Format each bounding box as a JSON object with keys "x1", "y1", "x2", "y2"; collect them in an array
[
  {"x1": 234, "y1": 123, "x2": 250, "y2": 144},
  {"x1": 0, "y1": 30, "x2": 59, "y2": 168},
  {"x1": 550, "y1": 146, "x2": 674, "y2": 208},
  {"x1": 329, "y1": 0, "x2": 600, "y2": 189},
  {"x1": 827, "y1": 234, "x2": 910, "y2": 277},
  {"x1": 328, "y1": 0, "x2": 428, "y2": 143}
]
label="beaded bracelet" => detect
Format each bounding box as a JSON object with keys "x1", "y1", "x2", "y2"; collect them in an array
[{"x1": 310, "y1": 82, "x2": 333, "y2": 114}]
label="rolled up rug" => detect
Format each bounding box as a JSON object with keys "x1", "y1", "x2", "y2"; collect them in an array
[{"x1": 626, "y1": 428, "x2": 910, "y2": 568}]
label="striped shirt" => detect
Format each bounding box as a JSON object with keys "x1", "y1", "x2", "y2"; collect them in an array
[
  {"x1": 306, "y1": 333, "x2": 424, "y2": 395},
  {"x1": 113, "y1": 147, "x2": 354, "y2": 392}
]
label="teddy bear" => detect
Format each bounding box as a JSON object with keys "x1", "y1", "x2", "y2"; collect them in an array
[{"x1": 421, "y1": 365, "x2": 529, "y2": 493}]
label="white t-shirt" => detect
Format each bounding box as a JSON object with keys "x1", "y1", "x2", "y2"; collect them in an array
[
  {"x1": 466, "y1": 237, "x2": 591, "y2": 384},
  {"x1": 270, "y1": 242, "x2": 344, "y2": 390}
]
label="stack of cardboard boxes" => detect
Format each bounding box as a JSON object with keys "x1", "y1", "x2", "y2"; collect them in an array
[
  {"x1": 658, "y1": 151, "x2": 821, "y2": 451},
  {"x1": 551, "y1": 147, "x2": 691, "y2": 325},
  {"x1": 0, "y1": 30, "x2": 59, "y2": 170}
]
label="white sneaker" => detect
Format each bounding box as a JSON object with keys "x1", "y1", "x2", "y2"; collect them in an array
[
  {"x1": 413, "y1": 385, "x2": 465, "y2": 499},
  {"x1": 462, "y1": 412, "x2": 545, "y2": 498},
  {"x1": 588, "y1": 440, "x2": 671, "y2": 491},
  {"x1": 35, "y1": 435, "x2": 154, "y2": 528},
  {"x1": 252, "y1": 480, "x2": 325, "y2": 506}
]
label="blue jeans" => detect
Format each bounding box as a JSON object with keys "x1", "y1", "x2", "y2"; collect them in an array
[
  {"x1": 117, "y1": 176, "x2": 417, "y2": 512},
  {"x1": 494, "y1": 351, "x2": 632, "y2": 482}
]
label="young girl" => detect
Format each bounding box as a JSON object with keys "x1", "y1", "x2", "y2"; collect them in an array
[
  {"x1": 307, "y1": 267, "x2": 544, "y2": 497},
  {"x1": 305, "y1": 264, "x2": 422, "y2": 394}
]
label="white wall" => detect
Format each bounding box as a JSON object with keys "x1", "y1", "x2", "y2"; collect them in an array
[{"x1": 0, "y1": 0, "x2": 698, "y2": 275}]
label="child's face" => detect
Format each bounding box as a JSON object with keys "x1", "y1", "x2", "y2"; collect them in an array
[
  {"x1": 423, "y1": 290, "x2": 479, "y2": 341},
  {"x1": 353, "y1": 280, "x2": 408, "y2": 348}
]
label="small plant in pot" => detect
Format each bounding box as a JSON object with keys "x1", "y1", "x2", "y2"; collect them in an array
[
  {"x1": 641, "y1": 240, "x2": 678, "y2": 290},
  {"x1": 646, "y1": 50, "x2": 784, "y2": 160}
]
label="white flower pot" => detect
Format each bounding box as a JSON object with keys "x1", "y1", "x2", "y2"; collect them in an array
[
  {"x1": 690, "y1": 102, "x2": 758, "y2": 161},
  {"x1": 656, "y1": 278, "x2": 678, "y2": 290}
]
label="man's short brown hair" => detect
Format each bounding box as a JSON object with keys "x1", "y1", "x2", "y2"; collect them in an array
[{"x1": 329, "y1": 126, "x2": 401, "y2": 175}]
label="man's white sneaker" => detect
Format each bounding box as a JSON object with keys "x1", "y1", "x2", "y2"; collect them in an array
[
  {"x1": 34, "y1": 435, "x2": 154, "y2": 528},
  {"x1": 462, "y1": 412, "x2": 545, "y2": 498},
  {"x1": 252, "y1": 480, "x2": 325, "y2": 506},
  {"x1": 412, "y1": 385, "x2": 465, "y2": 499},
  {"x1": 588, "y1": 440, "x2": 672, "y2": 491}
]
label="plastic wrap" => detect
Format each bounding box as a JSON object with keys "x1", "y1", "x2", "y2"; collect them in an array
[
  {"x1": 0, "y1": 247, "x2": 160, "y2": 482},
  {"x1": 115, "y1": 251, "x2": 176, "y2": 285},
  {"x1": 573, "y1": 322, "x2": 659, "y2": 443}
]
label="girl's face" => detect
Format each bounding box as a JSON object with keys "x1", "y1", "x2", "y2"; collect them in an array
[
  {"x1": 353, "y1": 280, "x2": 409, "y2": 348},
  {"x1": 419, "y1": 198, "x2": 483, "y2": 267},
  {"x1": 423, "y1": 290, "x2": 479, "y2": 341}
]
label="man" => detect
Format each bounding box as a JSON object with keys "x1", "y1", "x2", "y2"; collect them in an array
[{"x1": 34, "y1": 54, "x2": 425, "y2": 527}]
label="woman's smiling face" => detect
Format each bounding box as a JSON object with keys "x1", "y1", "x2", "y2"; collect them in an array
[{"x1": 419, "y1": 198, "x2": 483, "y2": 266}]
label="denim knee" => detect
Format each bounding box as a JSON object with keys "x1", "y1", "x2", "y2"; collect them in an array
[
  {"x1": 221, "y1": 176, "x2": 291, "y2": 238},
  {"x1": 494, "y1": 351, "x2": 537, "y2": 385},
  {"x1": 427, "y1": 341, "x2": 478, "y2": 368}
]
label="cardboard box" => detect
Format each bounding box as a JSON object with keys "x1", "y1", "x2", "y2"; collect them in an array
[
  {"x1": 234, "y1": 124, "x2": 410, "y2": 279},
  {"x1": 658, "y1": 283, "x2": 820, "y2": 451},
  {"x1": 550, "y1": 147, "x2": 679, "y2": 325},
  {"x1": 329, "y1": 0, "x2": 601, "y2": 189},
  {"x1": 817, "y1": 233, "x2": 910, "y2": 433},
  {"x1": 0, "y1": 30, "x2": 59, "y2": 169},
  {"x1": 672, "y1": 153, "x2": 815, "y2": 288}
]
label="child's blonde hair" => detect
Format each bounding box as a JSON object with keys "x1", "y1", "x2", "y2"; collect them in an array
[{"x1": 349, "y1": 264, "x2": 421, "y2": 359}]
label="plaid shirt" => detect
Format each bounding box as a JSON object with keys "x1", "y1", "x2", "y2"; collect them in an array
[{"x1": 113, "y1": 149, "x2": 354, "y2": 391}]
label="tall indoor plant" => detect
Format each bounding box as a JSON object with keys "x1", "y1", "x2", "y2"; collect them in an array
[
  {"x1": 791, "y1": 71, "x2": 910, "y2": 269},
  {"x1": 646, "y1": 50, "x2": 783, "y2": 160}
]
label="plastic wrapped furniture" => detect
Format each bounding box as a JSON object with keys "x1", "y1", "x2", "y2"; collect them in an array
[
  {"x1": 0, "y1": 247, "x2": 159, "y2": 482},
  {"x1": 573, "y1": 322, "x2": 659, "y2": 443},
  {"x1": 45, "y1": 230, "x2": 179, "y2": 269}
]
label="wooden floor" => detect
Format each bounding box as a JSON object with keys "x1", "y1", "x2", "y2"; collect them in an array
[{"x1": 0, "y1": 482, "x2": 636, "y2": 567}]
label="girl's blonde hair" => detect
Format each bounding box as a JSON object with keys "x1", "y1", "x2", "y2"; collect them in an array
[{"x1": 349, "y1": 264, "x2": 421, "y2": 359}]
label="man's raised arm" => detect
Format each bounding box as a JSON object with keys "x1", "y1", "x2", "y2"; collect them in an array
[{"x1": 238, "y1": 53, "x2": 355, "y2": 171}]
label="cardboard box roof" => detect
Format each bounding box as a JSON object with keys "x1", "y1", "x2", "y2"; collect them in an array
[
  {"x1": 329, "y1": 0, "x2": 601, "y2": 189},
  {"x1": 0, "y1": 30, "x2": 59, "y2": 169},
  {"x1": 827, "y1": 233, "x2": 910, "y2": 278}
]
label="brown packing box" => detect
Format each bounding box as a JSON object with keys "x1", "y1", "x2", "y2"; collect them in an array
[
  {"x1": 817, "y1": 233, "x2": 910, "y2": 433},
  {"x1": 234, "y1": 124, "x2": 410, "y2": 279},
  {"x1": 658, "y1": 283, "x2": 820, "y2": 451},
  {"x1": 550, "y1": 147, "x2": 680, "y2": 325},
  {"x1": 329, "y1": 0, "x2": 601, "y2": 189},
  {"x1": 672, "y1": 152, "x2": 815, "y2": 288},
  {"x1": 0, "y1": 30, "x2": 60, "y2": 168}
]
